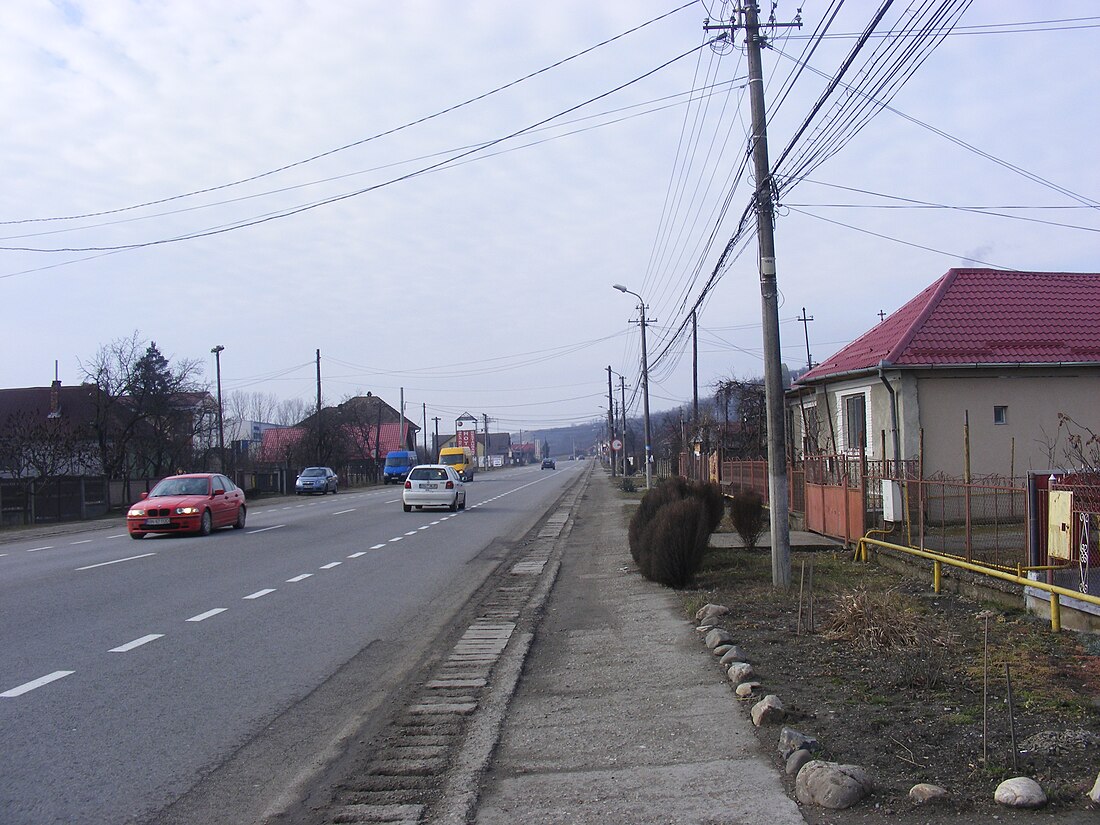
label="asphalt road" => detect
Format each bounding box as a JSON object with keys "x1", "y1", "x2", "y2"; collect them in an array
[{"x1": 0, "y1": 462, "x2": 581, "y2": 825}]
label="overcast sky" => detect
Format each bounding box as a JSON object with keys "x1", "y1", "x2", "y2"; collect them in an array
[{"x1": 3, "y1": 2, "x2": 1098, "y2": 437}]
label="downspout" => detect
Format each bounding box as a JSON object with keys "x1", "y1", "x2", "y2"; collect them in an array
[{"x1": 877, "y1": 361, "x2": 901, "y2": 468}]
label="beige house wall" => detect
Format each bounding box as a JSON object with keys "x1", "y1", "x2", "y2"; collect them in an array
[
  {"x1": 788, "y1": 366, "x2": 1099, "y2": 479},
  {"x1": 912, "y1": 368, "x2": 1100, "y2": 478}
]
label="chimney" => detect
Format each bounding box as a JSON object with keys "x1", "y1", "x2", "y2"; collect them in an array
[{"x1": 49, "y1": 379, "x2": 62, "y2": 418}]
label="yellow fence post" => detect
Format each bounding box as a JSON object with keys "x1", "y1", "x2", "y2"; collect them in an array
[
  {"x1": 1051, "y1": 592, "x2": 1061, "y2": 632},
  {"x1": 933, "y1": 559, "x2": 941, "y2": 594}
]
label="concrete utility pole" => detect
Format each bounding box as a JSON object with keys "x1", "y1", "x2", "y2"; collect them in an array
[
  {"x1": 483, "y1": 413, "x2": 490, "y2": 469},
  {"x1": 606, "y1": 366, "x2": 617, "y2": 477},
  {"x1": 619, "y1": 374, "x2": 628, "y2": 477},
  {"x1": 432, "y1": 416, "x2": 440, "y2": 459},
  {"x1": 692, "y1": 310, "x2": 699, "y2": 428},
  {"x1": 315, "y1": 348, "x2": 323, "y2": 465},
  {"x1": 706, "y1": 3, "x2": 798, "y2": 588},
  {"x1": 612, "y1": 285, "x2": 654, "y2": 490}
]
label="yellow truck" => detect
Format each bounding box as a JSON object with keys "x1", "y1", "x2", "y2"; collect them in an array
[{"x1": 438, "y1": 446, "x2": 476, "y2": 481}]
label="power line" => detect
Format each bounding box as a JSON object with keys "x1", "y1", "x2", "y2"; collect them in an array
[{"x1": 2, "y1": 1, "x2": 697, "y2": 227}]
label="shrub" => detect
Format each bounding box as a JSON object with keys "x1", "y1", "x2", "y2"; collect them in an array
[
  {"x1": 628, "y1": 477, "x2": 691, "y2": 572},
  {"x1": 620, "y1": 477, "x2": 636, "y2": 493},
  {"x1": 644, "y1": 497, "x2": 710, "y2": 588},
  {"x1": 690, "y1": 480, "x2": 726, "y2": 535},
  {"x1": 727, "y1": 488, "x2": 767, "y2": 550}
]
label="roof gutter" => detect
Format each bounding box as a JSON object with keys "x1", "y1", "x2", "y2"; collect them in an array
[{"x1": 792, "y1": 359, "x2": 1100, "y2": 390}]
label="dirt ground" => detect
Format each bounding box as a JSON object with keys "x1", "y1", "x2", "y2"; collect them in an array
[{"x1": 681, "y1": 535, "x2": 1100, "y2": 823}]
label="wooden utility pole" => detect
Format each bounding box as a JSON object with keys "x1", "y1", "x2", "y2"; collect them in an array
[
  {"x1": 706, "y1": 3, "x2": 798, "y2": 588},
  {"x1": 692, "y1": 310, "x2": 699, "y2": 428},
  {"x1": 798, "y1": 307, "x2": 814, "y2": 370}
]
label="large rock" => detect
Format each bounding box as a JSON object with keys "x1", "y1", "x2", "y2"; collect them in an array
[
  {"x1": 994, "y1": 777, "x2": 1046, "y2": 809},
  {"x1": 695, "y1": 603, "x2": 730, "y2": 621},
  {"x1": 795, "y1": 760, "x2": 874, "y2": 809},
  {"x1": 909, "y1": 783, "x2": 948, "y2": 804},
  {"x1": 786, "y1": 749, "x2": 813, "y2": 776},
  {"x1": 704, "y1": 628, "x2": 734, "y2": 650},
  {"x1": 1089, "y1": 771, "x2": 1100, "y2": 804},
  {"x1": 777, "y1": 726, "x2": 819, "y2": 759},
  {"x1": 726, "y1": 662, "x2": 754, "y2": 684},
  {"x1": 750, "y1": 694, "x2": 785, "y2": 726},
  {"x1": 734, "y1": 681, "x2": 761, "y2": 698},
  {"x1": 719, "y1": 646, "x2": 750, "y2": 664}
]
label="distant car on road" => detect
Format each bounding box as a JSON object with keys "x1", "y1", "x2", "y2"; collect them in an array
[
  {"x1": 296, "y1": 466, "x2": 338, "y2": 495},
  {"x1": 403, "y1": 464, "x2": 466, "y2": 512},
  {"x1": 541, "y1": 458, "x2": 556, "y2": 470},
  {"x1": 127, "y1": 473, "x2": 246, "y2": 539}
]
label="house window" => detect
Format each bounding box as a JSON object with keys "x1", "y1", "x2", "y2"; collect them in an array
[
  {"x1": 843, "y1": 394, "x2": 867, "y2": 451},
  {"x1": 993, "y1": 405, "x2": 1008, "y2": 425}
]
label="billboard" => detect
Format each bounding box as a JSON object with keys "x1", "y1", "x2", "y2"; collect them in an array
[{"x1": 456, "y1": 414, "x2": 478, "y2": 450}]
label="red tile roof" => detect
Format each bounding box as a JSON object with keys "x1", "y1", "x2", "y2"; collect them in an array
[{"x1": 798, "y1": 268, "x2": 1100, "y2": 383}]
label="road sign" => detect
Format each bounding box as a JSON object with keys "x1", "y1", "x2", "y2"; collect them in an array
[{"x1": 611, "y1": 439, "x2": 623, "y2": 452}]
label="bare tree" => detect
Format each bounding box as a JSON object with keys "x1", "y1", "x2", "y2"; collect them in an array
[{"x1": 0, "y1": 409, "x2": 96, "y2": 524}]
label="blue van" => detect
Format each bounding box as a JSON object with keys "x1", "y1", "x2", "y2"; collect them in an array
[{"x1": 383, "y1": 450, "x2": 418, "y2": 484}]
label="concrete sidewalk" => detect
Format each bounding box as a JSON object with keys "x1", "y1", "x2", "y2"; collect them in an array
[{"x1": 470, "y1": 473, "x2": 807, "y2": 824}]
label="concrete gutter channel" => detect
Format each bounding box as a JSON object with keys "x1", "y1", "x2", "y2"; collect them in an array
[
  {"x1": 300, "y1": 466, "x2": 807, "y2": 825},
  {"x1": 295, "y1": 474, "x2": 584, "y2": 825}
]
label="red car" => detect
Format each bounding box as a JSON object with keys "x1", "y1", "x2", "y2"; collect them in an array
[{"x1": 127, "y1": 473, "x2": 246, "y2": 539}]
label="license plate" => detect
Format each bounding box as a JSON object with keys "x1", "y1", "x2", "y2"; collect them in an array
[
  {"x1": 424, "y1": 483, "x2": 438, "y2": 490},
  {"x1": 145, "y1": 518, "x2": 171, "y2": 526}
]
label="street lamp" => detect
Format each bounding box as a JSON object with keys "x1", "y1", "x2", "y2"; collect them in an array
[
  {"x1": 210, "y1": 345, "x2": 225, "y2": 472},
  {"x1": 612, "y1": 284, "x2": 652, "y2": 490}
]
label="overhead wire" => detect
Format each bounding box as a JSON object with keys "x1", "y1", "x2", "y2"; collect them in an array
[{"x1": 2, "y1": 1, "x2": 698, "y2": 226}]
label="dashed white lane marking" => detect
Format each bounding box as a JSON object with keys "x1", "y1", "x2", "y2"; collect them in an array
[
  {"x1": 70, "y1": 539, "x2": 92, "y2": 545},
  {"x1": 110, "y1": 634, "x2": 163, "y2": 653},
  {"x1": 404, "y1": 530, "x2": 418, "y2": 536},
  {"x1": 0, "y1": 553, "x2": 7, "y2": 557},
  {"x1": 286, "y1": 574, "x2": 312, "y2": 583},
  {"x1": 348, "y1": 552, "x2": 366, "y2": 558},
  {"x1": 76, "y1": 553, "x2": 156, "y2": 571},
  {"x1": 370, "y1": 544, "x2": 386, "y2": 550},
  {"x1": 385, "y1": 499, "x2": 401, "y2": 504},
  {"x1": 418, "y1": 525, "x2": 430, "y2": 531},
  {"x1": 106, "y1": 534, "x2": 127, "y2": 539},
  {"x1": 332, "y1": 509, "x2": 356, "y2": 515},
  {"x1": 27, "y1": 546, "x2": 53, "y2": 552},
  {"x1": 2, "y1": 671, "x2": 74, "y2": 698},
  {"x1": 244, "y1": 589, "x2": 276, "y2": 600},
  {"x1": 320, "y1": 562, "x2": 341, "y2": 569},
  {"x1": 247, "y1": 525, "x2": 284, "y2": 535},
  {"x1": 388, "y1": 537, "x2": 404, "y2": 543},
  {"x1": 187, "y1": 608, "x2": 227, "y2": 623}
]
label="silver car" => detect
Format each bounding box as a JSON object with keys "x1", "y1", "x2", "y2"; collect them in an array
[
  {"x1": 402, "y1": 464, "x2": 466, "y2": 512},
  {"x1": 295, "y1": 466, "x2": 338, "y2": 495}
]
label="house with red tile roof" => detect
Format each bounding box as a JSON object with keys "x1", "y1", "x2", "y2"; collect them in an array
[{"x1": 788, "y1": 268, "x2": 1100, "y2": 478}]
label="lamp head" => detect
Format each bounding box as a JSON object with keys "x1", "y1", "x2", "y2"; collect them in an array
[
  {"x1": 612, "y1": 284, "x2": 628, "y2": 293},
  {"x1": 211, "y1": 345, "x2": 225, "y2": 355}
]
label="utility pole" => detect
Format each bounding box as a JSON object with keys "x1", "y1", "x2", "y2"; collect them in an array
[
  {"x1": 692, "y1": 310, "x2": 699, "y2": 428},
  {"x1": 432, "y1": 416, "x2": 441, "y2": 459},
  {"x1": 706, "y1": 3, "x2": 798, "y2": 588},
  {"x1": 315, "y1": 348, "x2": 322, "y2": 465},
  {"x1": 211, "y1": 345, "x2": 225, "y2": 472},
  {"x1": 798, "y1": 307, "x2": 814, "y2": 370},
  {"x1": 422, "y1": 403, "x2": 427, "y2": 458},
  {"x1": 606, "y1": 366, "x2": 617, "y2": 477},
  {"x1": 619, "y1": 375, "x2": 628, "y2": 478},
  {"x1": 483, "y1": 413, "x2": 490, "y2": 470}
]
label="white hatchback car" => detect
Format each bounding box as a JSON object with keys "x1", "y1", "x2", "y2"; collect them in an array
[{"x1": 403, "y1": 464, "x2": 467, "y2": 512}]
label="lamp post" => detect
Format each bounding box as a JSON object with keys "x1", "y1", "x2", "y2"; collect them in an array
[
  {"x1": 612, "y1": 284, "x2": 652, "y2": 490},
  {"x1": 210, "y1": 345, "x2": 225, "y2": 472}
]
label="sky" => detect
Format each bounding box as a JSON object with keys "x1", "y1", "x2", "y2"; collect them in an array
[{"x1": 3, "y1": 1, "x2": 1099, "y2": 438}]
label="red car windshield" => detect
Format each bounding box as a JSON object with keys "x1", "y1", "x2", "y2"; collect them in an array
[{"x1": 149, "y1": 477, "x2": 209, "y2": 497}]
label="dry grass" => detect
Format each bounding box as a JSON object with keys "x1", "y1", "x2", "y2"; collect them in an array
[{"x1": 820, "y1": 587, "x2": 951, "y2": 651}]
